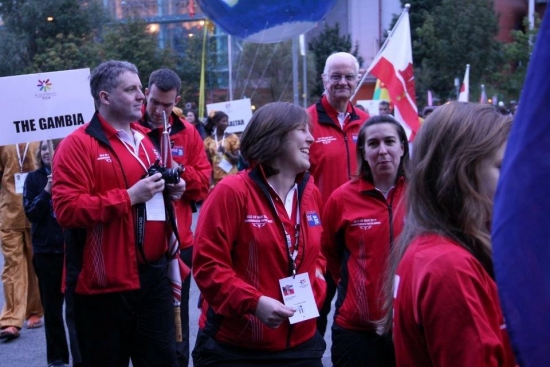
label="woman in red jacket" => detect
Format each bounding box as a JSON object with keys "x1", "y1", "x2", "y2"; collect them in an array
[
  {"x1": 192, "y1": 102, "x2": 327, "y2": 366},
  {"x1": 322, "y1": 114, "x2": 408, "y2": 366},
  {"x1": 384, "y1": 102, "x2": 516, "y2": 366}
]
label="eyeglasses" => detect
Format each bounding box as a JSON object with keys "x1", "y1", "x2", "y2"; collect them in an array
[{"x1": 328, "y1": 74, "x2": 357, "y2": 82}]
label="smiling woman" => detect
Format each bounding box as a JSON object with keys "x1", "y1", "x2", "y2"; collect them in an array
[{"x1": 192, "y1": 102, "x2": 327, "y2": 366}]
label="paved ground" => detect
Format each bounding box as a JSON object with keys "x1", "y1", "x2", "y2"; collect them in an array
[{"x1": 0, "y1": 211, "x2": 334, "y2": 366}]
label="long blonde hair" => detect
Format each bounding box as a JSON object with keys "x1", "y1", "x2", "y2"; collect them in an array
[{"x1": 380, "y1": 102, "x2": 512, "y2": 333}]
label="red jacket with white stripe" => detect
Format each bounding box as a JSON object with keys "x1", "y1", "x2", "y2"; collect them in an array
[{"x1": 321, "y1": 177, "x2": 406, "y2": 330}]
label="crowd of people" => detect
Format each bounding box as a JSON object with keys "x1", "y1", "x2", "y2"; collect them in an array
[{"x1": 0, "y1": 52, "x2": 518, "y2": 367}]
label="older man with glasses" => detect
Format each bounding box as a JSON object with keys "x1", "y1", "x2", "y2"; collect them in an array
[{"x1": 307, "y1": 52, "x2": 370, "y2": 337}]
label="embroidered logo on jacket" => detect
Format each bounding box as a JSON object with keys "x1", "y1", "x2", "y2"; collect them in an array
[
  {"x1": 352, "y1": 133, "x2": 358, "y2": 143},
  {"x1": 306, "y1": 211, "x2": 321, "y2": 226},
  {"x1": 97, "y1": 153, "x2": 112, "y2": 163},
  {"x1": 315, "y1": 136, "x2": 337, "y2": 145},
  {"x1": 244, "y1": 215, "x2": 273, "y2": 228},
  {"x1": 172, "y1": 145, "x2": 184, "y2": 157},
  {"x1": 350, "y1": 218, "x2": 381, "y2": 230}
]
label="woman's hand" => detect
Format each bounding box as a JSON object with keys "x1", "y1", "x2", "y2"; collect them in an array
[
  {"x1": 255, "y1": 296, "x2": 295, "y2": 329},
  {"x1": 44, "y1": 174, "x2": 53, "y2": 193}
]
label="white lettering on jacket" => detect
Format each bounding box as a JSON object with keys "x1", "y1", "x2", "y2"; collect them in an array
[
  {"x1": 244, "y1": 214, "x2": 273, "y2": 228},
  {"x1": 316, "y1": 136, "x2": 337, "y2": 145},
  {"x1": 350, "y1": 218, "x2": 381, "y2": 230},
  {"x1": 97, "y1": 153, "x2": 112, "y2": 163}
]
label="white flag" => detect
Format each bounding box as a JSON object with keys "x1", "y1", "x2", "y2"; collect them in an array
[{"x1": 458, "y1": 64, "x2": 470, "y2": 102}]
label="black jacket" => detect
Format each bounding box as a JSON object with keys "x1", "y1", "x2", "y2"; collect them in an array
[{"x1": 23, "y1": 165, "x2": 64, "y2": 253}]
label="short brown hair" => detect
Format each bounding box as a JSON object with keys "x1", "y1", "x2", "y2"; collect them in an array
[{"x1": 240, "y1": 102, "x2": 310, "y2": 177}]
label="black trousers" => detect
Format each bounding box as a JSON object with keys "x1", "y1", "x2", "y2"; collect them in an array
[
  {"x1": 192, "y1": 329, "x2": 325, "y2": 367},
  {"x1": 74, "y1": 259, "x2": 177, "y2": 367},
  {"x1": 331, "y1": 324, "x2": 396, "y2": 367},
  {"x1": 316, "y1": 271, "x2": 337, "y2": 336},
  {"x1": 176, "y1": 247, "x2": 192, "y2": 367},
  {"x1": 33, "y1": 253, "x2": 70, "y2": 365}
]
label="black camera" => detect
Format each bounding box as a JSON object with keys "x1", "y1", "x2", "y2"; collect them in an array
[{"x1": 146, "y1": 159, "x2": 181, "y2": 184}]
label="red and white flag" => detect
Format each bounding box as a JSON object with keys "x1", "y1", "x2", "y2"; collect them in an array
[
  {"x1": 367, "y1": 5, "x2": 419, "y2": 139},
  {"x1": 458, "y1": 64, "x2": 470, "y2": 102}
]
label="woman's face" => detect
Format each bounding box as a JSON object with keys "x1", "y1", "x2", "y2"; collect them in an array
[
  {"x1": 186, "y1": 112, "x2": 195, "y2": 123},
  {"x1": 216, "y1": 116, "x2": 229, "y2": 132},
  {"x1": 478, "y1": 142, "x2": 507, "y2": 201},
  {"x1": 40, "y1": 141, "x2": 51, "y2": 167},
  {"x1": 362, "y1": 123, "x2": 404, "y2": 184},
  {"x1": 276, "y1": 123, "x2": 314, "y2": 175}
]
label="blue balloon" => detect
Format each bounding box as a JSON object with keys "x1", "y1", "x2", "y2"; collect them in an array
[{"x1": 198, "y1": 0, "x2": 338, "y2": 43}]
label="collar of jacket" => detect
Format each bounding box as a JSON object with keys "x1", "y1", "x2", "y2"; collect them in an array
[
  {"x1": 138, "y1": 107, "x2": 186, "y2": 135},
  {"x1": 248, "y1": 165, "x2": 310, "y2": 205},
  {"x1": 315, "y1": 95, "x2": 362, "y2": 126},
  {"x1": 85, "y1": 111, "x2": 112, "y2": 148}
]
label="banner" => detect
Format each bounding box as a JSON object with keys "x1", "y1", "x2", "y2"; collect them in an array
[
  {"x1": 0, "y1": 68, "x2": 94, "y2": 146},
  {"x1": 206, "y1": 98, "x2": 253, "y2": 134},
  {"x1": 492, "y1": 7, "x2": 550, "y2": 367}
]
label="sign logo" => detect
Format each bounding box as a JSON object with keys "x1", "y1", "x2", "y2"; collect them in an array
[{"x1": 37, "y1": 79, "x2": 52, "y2": 92}]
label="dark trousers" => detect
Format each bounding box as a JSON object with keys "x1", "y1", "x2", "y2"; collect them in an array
[
  {"x1": 331, "y1": 324, "x2": 396, "y2": 367},
  {"x1": 33, "y1": 253, "x2": 69, "y2": 365},
  {"x1": 192, "y1": 329, "x2": 325, "y2": 367},
  {"x1": 74, "y1": 259, "x2": 177, "y2": 367},
  {"x1": 316, "y1": 271, "x2": 337, "y2": 336},
  {"x1": 176, "y1": 247, "x2": 192, "y2": 367},
  {"x1": 64, "y1": 288, "x2": 83, "y2": 366}
]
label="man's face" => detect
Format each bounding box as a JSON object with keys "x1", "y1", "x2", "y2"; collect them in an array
[
  {"x1": 145, "y1": 84, "x2": 181, "y2": 128},
  {"x1": 105, "y1": 71, "x2": 144, "y2": 123},
  {"x1": 379, "y1": 104, "x2": 390, "y2": 115},
  {"x1": 323, "y1": 59, "x2": 358, "y2": 104}
]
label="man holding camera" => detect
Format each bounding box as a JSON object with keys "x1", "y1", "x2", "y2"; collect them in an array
[
  {"x1": 52, "y1": 60, "x2": 186, "y2": 366},
  {"x1": 139, "y1": 68, "x2": 211, "y2": 367}
]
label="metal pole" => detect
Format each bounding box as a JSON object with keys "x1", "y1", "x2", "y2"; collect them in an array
[
  {"x1": 300, "y1": 34, "x2": 307, "y2": 108},
  {"x1": 228, "y1": 34, "x2": 233, "y2": 101},
  {"x1": 292, "y1": 37, "x2": 299, "y2": 105}
]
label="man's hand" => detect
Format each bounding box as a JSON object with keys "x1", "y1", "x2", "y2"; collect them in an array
[
  {"x1": 127, "y1": 173, "x2": 164, "y2": 205},
  {"x1": 255, "y1": 296, "x2": 295, "y2": 329},
  {"x1": 166, "y1": 179, "x2": 186, "y2": 201}
]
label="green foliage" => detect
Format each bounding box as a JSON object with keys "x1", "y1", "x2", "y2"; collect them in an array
[
  {"x1": 100, "y1": 18, "x2": 179, "y2": 88},
  {"x1": 492, "y1": 16, "x2": 540, "y2": 102},
  {"x1": 308, "y1": 23, "x2": 364, "y2": 99},
  {"x1": 411, "y1": 0, "x2": 502, "y2": 105}
]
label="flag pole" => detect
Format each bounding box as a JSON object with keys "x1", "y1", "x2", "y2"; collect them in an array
[{"x1": 352, "y1": 3, "x2": 411, "y2": 101}]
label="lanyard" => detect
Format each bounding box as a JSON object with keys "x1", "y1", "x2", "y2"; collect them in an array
[
  {"x1": 214, "y1": 128, "x2": 225, "y2": 151},
  {"x1": 16, "y1": 143, "x2": 30, "y2": 173},
  {"x1": 116, "y1": 130, "x2": 152, "y2": 173},
  {"x1": 268, "y1": 190, "x2": 301, "y2": 277}
]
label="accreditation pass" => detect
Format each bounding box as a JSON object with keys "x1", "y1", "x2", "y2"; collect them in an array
[{"x1": 279, "y1": 273, "x2": 319, "y2": 324}]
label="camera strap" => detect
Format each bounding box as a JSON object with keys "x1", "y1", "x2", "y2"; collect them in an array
[{"x1": 135, "y1": 202, "x2": 149, "y2": 264}]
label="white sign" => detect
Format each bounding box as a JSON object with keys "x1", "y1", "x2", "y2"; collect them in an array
[
  {"x1": 0, "y1": 68, "x2": 95, "y2": 146},
  {"x1": 206, "y1": 98, "x2": 253, "y2": 134},
  {"x1": 357, "y1": 99, "x2": 383, "y2": 117}
]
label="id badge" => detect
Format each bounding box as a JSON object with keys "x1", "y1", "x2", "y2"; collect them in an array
[
  {"x1": 145, "y1": 192, "x2": 166, "y2": 221},
  {"x1": 14, "y1": 172, "x2": 29, "y2": 194},
  {"x1": 279, "y1": 272, "x2": 320, "y2": 324}
]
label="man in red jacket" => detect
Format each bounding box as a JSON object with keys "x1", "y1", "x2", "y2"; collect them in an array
[
  {"x1": 52, "y1": 60, "x2": 186, "y2": 366},
  {"x1": 140, "y1": 68, "x2": 211, "y2": 367},
  {"x1": 307, "y1": 52, "x2": 370, "y2": 336}
]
